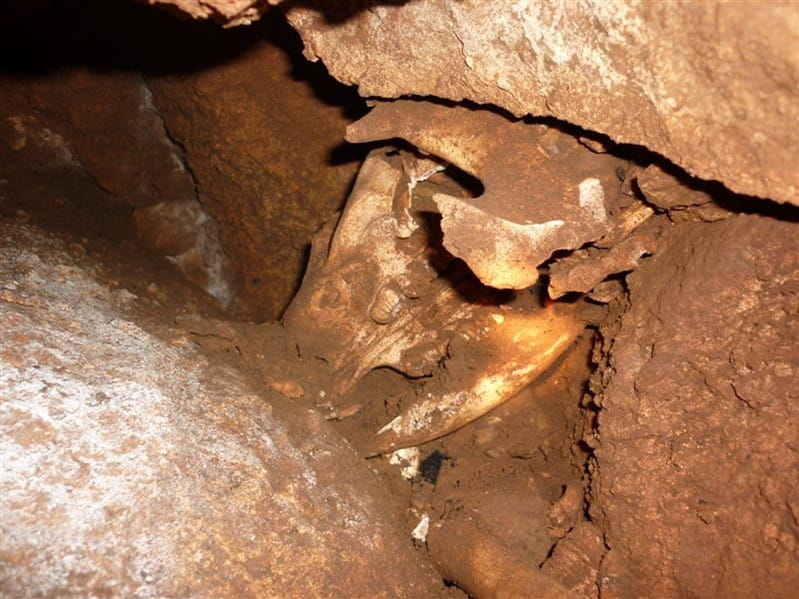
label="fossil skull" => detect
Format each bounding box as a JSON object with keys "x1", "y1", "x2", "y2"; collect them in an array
[
  {"x1": 283, "y1": 149, "x2": 474, "y2": 396},
  {"x1": 284, "y1": 100, "x2": 635, "y2": 451}
]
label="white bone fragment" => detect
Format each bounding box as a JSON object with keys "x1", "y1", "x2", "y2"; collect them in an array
[
  {"x1": 388, "y1": 447, "x2": 420, "y2": 480},
  {"x1": 578, "y1": 177, "x2": 607, "y2": 223},
  {"x1": 411, "y1": 514, "x2": 430, "y2": 544}
]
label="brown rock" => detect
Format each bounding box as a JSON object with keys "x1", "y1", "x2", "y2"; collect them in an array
[
  {"x1": 141, "y1": 0, "x2": 278, "y2": 25},
  {"x1": 542, "y1": 521, "x2": 605, "y2": 598},
  {"x1": 0, "y1": 70, "x2": 196, "y2": 209},
  {"x1": 547, "y1": 484, "x2": 585, "y2": 539},
  {"x1": 134, "y1": 199, "x2": 234, "y2": 305},
  {"x1": 268, "y1": 378, "x2": 306, "y2": 398},
  {"x1": 597, "y1": 549, "x2": 637, "y2": 599},
  {"x1": 430, "y1": 460, "x2": 555, "y2": 567},
  {"x1": 589, "y1": 213, "x2": 799, "y2": 596},
  {"x1": 635, "y1": 163, "x2": 736, "y2": 223},
  {"x1": 0, "y1": 69, "x2": 235, "y2": 304},
  {"x1": 287, "y1": 1, "x2": 799, "y2": 204},
  {"x1": 148, "y1": 13, "x2": 363, "y2": 320},
  {"x1": 2, "y1": 5, "x2": 363, "y2": 319},
  {"x1": 0, "y1": 217, "x2": 439, "y2": 597}
]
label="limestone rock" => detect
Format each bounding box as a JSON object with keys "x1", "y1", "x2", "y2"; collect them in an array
[
  {"x1": 589, "y1": 214, "x2": 799, "y2": 596},
  {"x1": 287, "y1": 1, "x2": 799, "y2": 205},
  {"x1": 148, "y1": 13, "x2": 364, "y2": 320},
  {"x1": 0, "y1": 217, "x2": 438, "y2": 597}
]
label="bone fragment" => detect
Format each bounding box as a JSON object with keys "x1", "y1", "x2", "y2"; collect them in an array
[
  {"x1": 548, "y1": 233, "x2": 658, "y2": 299},
  {"x1": 328, "y1": 150, "x2": 403, "y2": 264},
  {"x1": 433, "y1": 193, "x2": 565, "y2": 289},
  {"x1": 368, "y1": 302, "x2": 585, "y2": 455},
  {"x1": 548, "y1": 203, "x2": 664, "y2": 299},
  {"x1": 594, "y1": 201, "x2": 655, "y2": 249},
  {"x1": 346, "y1": 100, "x2": 622, "y2": 289},
  {"x1": 427, "y1": 519, "x2": 576, "y2": 599}
]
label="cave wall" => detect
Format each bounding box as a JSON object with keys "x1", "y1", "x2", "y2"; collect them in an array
[
  {"x1": 146, "y1": 15, "x2": 364, "y2": 320},
  {"x1": 589, "y1": 213, "x2": 799, "y2": 597},
  {"x1": 131, "y1": 0, "x2": 799, "y2": 204},
  {"x1": 0, "y1": 2, "x2": 362, "y2": 321},
  {"x1": 2, "y1": 1, "x2": 798, "y2": 596}
]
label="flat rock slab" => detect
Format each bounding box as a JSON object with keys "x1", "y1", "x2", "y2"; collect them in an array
[
  {"x1": 0, "y1": 218, "x2": 438, "y2": 597},
  {"x1": 286, "y1": 1, "x2": 798, "y2": 205}
]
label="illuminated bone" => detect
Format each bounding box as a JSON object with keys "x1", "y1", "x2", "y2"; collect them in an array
[
  {"x1": 286, "y1": 105, "x2": 606, "y2": 427},
  {"x1": 283, "y1": 149, "x2": 472, "y2": 396},
  {"x1": 346, "y1": 100, "x2": 624, "y2": 289},
  {"x1": 367, "y1": 302, "x2": 584, "y2": 455}
]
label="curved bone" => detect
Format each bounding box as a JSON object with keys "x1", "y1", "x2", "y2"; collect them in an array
[
  {"x1": 328, "y1": 149, "x2": 403, "y2": 264},
  {"x1": 283, "y1": 150, "x2": 468, "y2": 396},
  {"x1": 367, "y1": 302, "x2": 585, "y2": 455},
  {"x1": 427, "y1": 519, "x2": 574, "y2": 599},
  {"x1": 346, "y1": 100, "x2": 623, "y2": 289}
]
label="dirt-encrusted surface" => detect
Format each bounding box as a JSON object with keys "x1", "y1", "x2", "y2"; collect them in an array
[
  {"x1": 3, "y1": 3, "x2": 798, "y2": 596},
  {"x1": 303, "y1": 327, "x2": 600, "y2": 597},
  {"x1": 589, "y1": 213, "x2": 799, "y2": 597},
  {"x1": 0, "y1": 215, "x2": 442, "y2": 597},
  {"x1": 287, "y1": 1, "x2": 799, "y2": 205},
  {"x1": 1, "y1": 1, "x2": 365, "y2": 320}
]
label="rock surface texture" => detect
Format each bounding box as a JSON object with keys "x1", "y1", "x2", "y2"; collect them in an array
[
  {"x1": 589, "y1": 213, "x2": 799, "y2": 597},
  {"x1": 0, "y1": 218, "x2": 438, "y2": 597},
  {"x1": 1, "y1": 4, "x2": 363, "y2": 320},
  {"x1": 0, "y1": 71, "x2": 196, "y2": 211},
  {"x1": 142, "y1": 0, "x2": 277, "y2": 26},
  {"x1": 148, "y1": 14, "x2": 363, "y2": 320},
  {"x1": 284, "y1": 0, "x2": 798, "y2": 205},
  {"x1": 0, "y1": 68, "x2": 234, "y2": 306}
]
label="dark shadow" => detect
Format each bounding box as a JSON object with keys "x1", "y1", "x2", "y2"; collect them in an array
[
  {"x1": 0, "y1": 0, "x2": 367, "y2": 129},
  {"x1": 0, "y1": 0, "x2": 370, "y2": 202},
  {"x1": 0, "y1": 0, "x2": 260, "y2": 75}
]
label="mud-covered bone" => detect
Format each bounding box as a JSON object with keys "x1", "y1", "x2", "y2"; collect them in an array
[
  {"x1": 368, "y1": 301, "x2": 585, "y2": 455},
  {"x1": 283, "y1": 149, "x2": 474, "y2": 396},
  {"x1": 346, "y1": 100, "x2": 625, "y2": 289},
  {"x1": 547, "y1": 203, "x2": 666, "y2": 299},
  {"x1": 285, "y1": 145, "x2": 588, "y2": 452}
]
